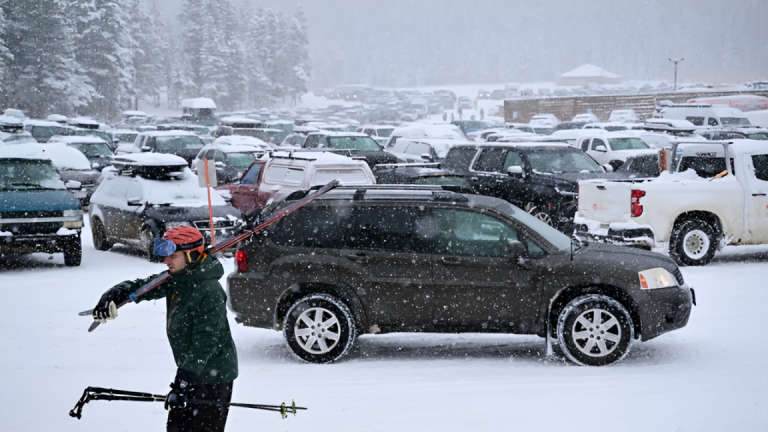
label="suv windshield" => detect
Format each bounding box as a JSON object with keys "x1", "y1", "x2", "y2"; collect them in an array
[
  {"x1": 608, "y1": 137, "x2": 649, "y2": 150},
  {"x1": 324, "y1": 136, "x2": 381, "y2": 151},
  {"x1": 29, "y1": 126, "x2": 69, "y2": 139},
  {"x1": 69, "y1": 142, "x2": 113, "y2": 157},
  {"x1": 720, "y1": 117, "x2": 751, "y2": 126},
  {"x1": 75, "y1": 130, "x2": 113, "y2": 146},
  {"x1": 264, "y1": 130, "x2": 287, "y2": 143},
  {"x1": 526, "y1": 150, "x2": 603, "y2": 173},
  {"x1": 156, "y1": 135, "x2": 204, "y2": 152},
  {"x1": 114, "y1": 133, "x2": 138, "y2": 144},
  {"x1": 376, "y1": 128, "x2": 394, "y2": 137},
  {"x1": 0, "y1": 159, "x2": 66, "y2": 191}
]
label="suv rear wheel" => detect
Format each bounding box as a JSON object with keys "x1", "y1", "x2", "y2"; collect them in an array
[
  {"x1": 283, "y1": 294, "x2": 357, "y2": 363},
  {"x1": 556, "y1": 294, "x2": 633, "y2": 366},
  {"x1": 669, "y1": 219, "x2": 717, "y2": 266},
  {"x1": 91, "y1": 218, "x2": 111, "y2": 251}
]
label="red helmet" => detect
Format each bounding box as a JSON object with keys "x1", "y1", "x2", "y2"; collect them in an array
[{"x1": 163, "y1": 226, "x2": 205, "y2": 255}]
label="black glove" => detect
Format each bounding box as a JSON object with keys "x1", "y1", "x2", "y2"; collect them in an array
[
  {"x1": 165, "y1": 369, "x2": 200, "y2": 410},
  {"x1": 92, "y1": 283, "x2": 131, "y2": 323}
]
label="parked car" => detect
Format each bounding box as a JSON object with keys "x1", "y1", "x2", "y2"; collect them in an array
[
  {"x1": 49, "y1": 135, "x2": 114, "y2": 168},
  {"x1": 217, "y1": 151, "x2": 376, "y2": 215},
  {"x1": 575, "y1": 132, "x2": 656, "y2": 170},
  {"x1": 192, "y1": 143, "x2": 266, "y2": 184},
  {"x1": 694, "y1": 127, "x2": 768, "y2": 141},
  {"x1": 530, "y1": 114, "x2": 559, "y2": 127},
  {"x1": 442, "y1": 142, "x2": 611, "y2": 233},
  {"x1": 582, "y1": 122, "x2": 632, "y2": 132},
  {"x1": 106, "y1": 129, "x2": 139, "y2": 150},
  {"x1": 477, "y1": 89, "x2": 491, "y2": 99},
  {"x1": 73, "y1": 128, "x2": 115, "y2": 149},
  {"x1": 373, "y1": 163, "x2": 473, "y2": 191},
  {"x1": 573, "y1": 113, "x2": 599, "y2": 123},
  {"x1": 387, "y1": 138, "x2": 473, "y2": 163},
  {"x1": 609, "y1": 109, "x2": 639, "y2": 122},
  {"x1": 300, "y1": 131, "x2": 399, "y2": 168},
  {"x1": 575, "y1": 140, "x2": 768, "y2": 266},
  {"x1": 451, "y1": 120, "x2": 494, "y2": 134},
  {"x1": 227, "y1": 185, "x2": 693, "y2": 366},
  {"x1": 23, "y1": 120, "x2": 73, "y2": 143},
  {"x1": 356, "y1": 124, "x2": 395, "y2": 148},
  {"x1": 659, "y1": 104, "x2": 751, "y2": 127},
  {"x1": 89, "y1": 153, "x2": 242, "y2": 261},
  {"x1": 116, "y1": 130, "x2": 205, "y2": 166},
  {"x1": 0, "y1": 144, "x2": 84, "y2": 266},
  {"x1": 34, "y1": 142, "x2": 102, "y2": 206},
  {"x1": 458, "y1": 96, "x2": 472, "y2": 109}
]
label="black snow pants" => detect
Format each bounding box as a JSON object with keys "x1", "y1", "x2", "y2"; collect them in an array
[{"x1": 167, "y1": 381, "x2": 233, "y2": 432}]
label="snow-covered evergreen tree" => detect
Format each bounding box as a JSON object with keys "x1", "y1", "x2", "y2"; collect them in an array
[
  {"x1": 131, "y1": 0, "x2": 166, "y2": 109},
  {"x1": 1, "y1": 0, "x2": 93, "y2": 116},
  {"x1": 0, "y1": 7, "x2": 13, "y2": 99}
]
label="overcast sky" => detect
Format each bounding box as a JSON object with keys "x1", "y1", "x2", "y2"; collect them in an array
[{"x1": 148, "y1": 0, "x2": 768, "y2": 89}]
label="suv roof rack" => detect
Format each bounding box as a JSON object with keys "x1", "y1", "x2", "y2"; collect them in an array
[
  {"x1": 285, "y1": 184, "x2": 469, "y2": 202},
  {"x1": 373, "y1": 162, "x2": 441, "y2": 170},
  {"x1": 268, "y1": 150, "x2": 317, "y2": 161}
]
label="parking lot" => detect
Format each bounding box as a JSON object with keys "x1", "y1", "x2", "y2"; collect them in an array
[{"x1": 1, "y1": 219, "x2": 767, "y2": 431}]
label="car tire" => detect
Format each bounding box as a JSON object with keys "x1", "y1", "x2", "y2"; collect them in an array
[
  {"x1": 557, "y1": 294, "x2": 633, "y2": 366},
  {"x1": 141, "y1": 227, "x2": 163, "y2": 263},
  {"x1": 91, "y1": 219, "x2": 111, "y2": 251},
  {"x1": 669, "y1": 219, "x2": 717, "y2": 266},
  {"x1": 524, "y1": 202, "x2": 553, "y2": 226},
  {"x1": 62, "y1": 237, "x2": 82, "y2": 267},
  {"x1": 283, "y1": 293, "x2": 357, "y2": 364}
]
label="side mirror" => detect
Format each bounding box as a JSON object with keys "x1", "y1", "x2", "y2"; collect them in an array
[
  {"x1": 215, "y1": 161, "x2": 225, "y2": 168},
  {"x1": 420, "y1": 153, "x2": 433, "y2": 162},
  {"x1": 114, "y1": 138, "x2": 120, "y2": 144},
  {"x1": 506, "y1": 165, "x2": 525, "y2": 177},
  {"x1": 602, "y1": 164, "x2": 614, "y2": 173},
  {"x1": 126, "y1": 197, "x2": 142, "y2": 206},
  {"x1": 65, "y1": 180, "x2": 82, "y2": 190},
  {"x1": 594, "y1": 144, "x2": 607, "y2": 152},
  {"x1": 91, "y1": 161, "x2": 100, "y2": 169},
  {"x1": 219, "y1": 190, "x2": 233, "y2": 202},
  {"x1": 140, "y1": 145, "x2": 151, "y2": 152},
  {"x1": 507, "y1": 241, "x2": 527, "y2": 261}
]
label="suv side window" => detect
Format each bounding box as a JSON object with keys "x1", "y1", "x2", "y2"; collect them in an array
[
  {"x1": 272, "y1": 206, "x2": 351, "y2": 248},
  {"x1": 591, "y1": 138, "x2": 606, "y2": 150},
  {"x1": 264, "y1": 166, "x2": 305, "y2": 185},
  {"x1": 442, "y1": 147, "x2": 477, "y2": 171},
  {"x1": 502, "y1": 150, "x2": 523, "y2": 170},
  {"x1": 580, "y1": 138, "x2": 590, "y2": 152},
  {"x1": 432, "y1": 209, "x2": 518, "y2": 257},
  {"x1": 753, "y1": 155, "x2": 768, "y2": 181},
  {"x1": 240, "y1": 163, "x2": 263, "y2": 185},
  {"x1": 343, "y1": 206, "x2": 431, "y2": 253},
  {"x1": 686, "y1": 116, "x2": 704, "y2": 126},
  {"x1": 214, "y1": 151, "x2": 226, "y2": 163},
  {"x1": 708, "y1": 117, "x2": 719, "y2": 126},
  {"x1": 406, "y1": 142, "x2": 431, "y2": 157},
  {"x1": 473, "y1": 148, "x2": 506, "y2": 172},
  {"x1": 304, "y1": 135, "x2": 318, "y2": 148}
]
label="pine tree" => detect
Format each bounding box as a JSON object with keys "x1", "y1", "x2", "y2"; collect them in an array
[
  {"x1": 0, "y1": 7, "x2": 13, "y2": 100},
  {"x1": 131, "y1": 0, "x2": 166, "y2": 108},
  {"x1": 2, "y1": 0, "x2": 93, "y2": 117}
]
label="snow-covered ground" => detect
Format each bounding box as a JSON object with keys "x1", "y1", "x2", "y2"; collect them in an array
[{"x1": 2, "y1": 219, "x2": 767, "y2": 431}]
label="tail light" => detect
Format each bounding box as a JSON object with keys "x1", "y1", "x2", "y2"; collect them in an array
[
  {"x1": 235, "y1": 250, "x2": 248, "y2": 273},
  {"x1": 631, "y1": 189, "x2": 646, "y2": 217}
]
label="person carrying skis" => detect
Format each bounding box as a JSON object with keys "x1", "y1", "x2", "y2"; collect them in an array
[{"x1": 91, "y1": 226, "x2": 238, "y2": 432}]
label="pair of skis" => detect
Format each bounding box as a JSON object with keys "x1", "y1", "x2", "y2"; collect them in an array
[
  {"x1": 79, "y1": 179, "x2": 341, "y2": 331},
  {"x1": 69, "y1": 387, "x2": 306, "y2": 420}
]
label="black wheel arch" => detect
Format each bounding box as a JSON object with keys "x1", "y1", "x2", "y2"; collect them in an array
[
  {"x1": 671, "y1": 211, "x2": 723, "y2": 243},
  {"x1": 275, "y1": 282, "x2": 368, "y2": 333},
  {"x1": 546, "y1": 283, "x2": 642, "y2": 340}
]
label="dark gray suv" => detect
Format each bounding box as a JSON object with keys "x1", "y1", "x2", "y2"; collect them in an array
[{"x1": 227, "y1": 186, "x2": 693, "y2": 366}]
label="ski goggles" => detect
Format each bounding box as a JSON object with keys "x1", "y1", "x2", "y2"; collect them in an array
[{"x1": 153, "y1": 238, "x2": 177, "y2": 257}]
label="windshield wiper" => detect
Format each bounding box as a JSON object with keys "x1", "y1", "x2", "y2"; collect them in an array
[{"x1": 10, "y1": 182, "x2": 60, "y2": 190}]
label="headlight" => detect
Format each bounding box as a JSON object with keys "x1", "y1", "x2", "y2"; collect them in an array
[
  {"x1": 63, "y1": 210, "x2": 84, "y2": 217},
  {"x1": 165, "y1": 221, "x2": 191, "y2": 229},
  {"x1": 638, "y1": 267, "x2": 677, "y2": 289}
]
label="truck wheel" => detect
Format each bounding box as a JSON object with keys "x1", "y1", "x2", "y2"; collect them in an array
[
  {"x1": 283, "y1": 294, "x2": 357, "y2": 364},
  {"x1": 557, "y1": 294, "x2": 633, "y2": 366},
  {"x1": 63, "y1": 238, "x2": 82, "y2": 267},
  {"x1": 525, "y1": 203, "x2": 553, "y2": 226},
  {"x1": 91, "y1": 219, "x2": 112, "y2": 251},
  {"x1": 669, "y1": 219, "x2": 716, "y2": 266}
]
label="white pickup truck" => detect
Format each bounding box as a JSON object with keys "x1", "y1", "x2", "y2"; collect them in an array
[{"x1": 574, "y1": 140, "x2": 768, "y2": 266}]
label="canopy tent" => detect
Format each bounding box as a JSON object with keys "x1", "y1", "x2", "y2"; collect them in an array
[{"x1": 556, "y1": 64, "x2": 622, "y2": 86}]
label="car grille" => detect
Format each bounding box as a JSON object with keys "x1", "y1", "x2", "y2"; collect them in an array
[
  {"x1": 192, "y1": 219, "x2": 237, "y2": 231},
  {"x1": 2, "y1": 210, "x2": 63, "y2": 219},
  {"x1": 671, "y1": 267, "x2": 685, "y2": 286}
]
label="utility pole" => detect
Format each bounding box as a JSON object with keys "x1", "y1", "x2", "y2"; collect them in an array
[{"x1": 668, "y1": 58, "x2": 684, "y2": 91}]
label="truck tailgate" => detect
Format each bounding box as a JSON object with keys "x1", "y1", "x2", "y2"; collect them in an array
[{"x1": 578, "y1": 180, "x2": 633, "y2": 223}]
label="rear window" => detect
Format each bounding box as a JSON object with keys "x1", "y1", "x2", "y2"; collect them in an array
[
  {"x1": 720, "y1": 117, "x2": 750, "y2": 126},
  {"x1": 678, "y1": 157, "x2": 727, "y2": 178},
  {"x1": 264, "y1": 165, "x2": 305, "y2": 185},
  {"x1": 752, "y1": 155, "x2": 768, "y2": 181},
  {"x1": 226, "y1": 153, "x2": 256, "y2": 168},
  {"x1": 69, "y1": 142, "x2": 113, "y2": 157},
  {"x1": 607, "y1": 138, "x2": 649, "y2": 150},
  {"x1": 312, "y1": 168, "x2": 370, "y2": 186}
]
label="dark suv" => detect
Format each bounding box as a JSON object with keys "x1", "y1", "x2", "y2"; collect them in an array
[
  {"x1": 441, "y1": 143, "x2": 611, "y2": 232},
  {"x1": 227, "y1": 186, "x2": 693, "y2": 366}
]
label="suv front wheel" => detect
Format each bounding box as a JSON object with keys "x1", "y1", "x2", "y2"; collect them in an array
[
  {"x1": 283, "y1": 294, "x2": 357, "y2": 363},
  {"x1": 556, "y1": 294, "x2": 633, "y2": 366}
]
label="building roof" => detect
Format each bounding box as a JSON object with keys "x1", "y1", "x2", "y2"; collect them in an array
[{"x1": 560, "y1": 64, "x2": 621, "y2": 79}]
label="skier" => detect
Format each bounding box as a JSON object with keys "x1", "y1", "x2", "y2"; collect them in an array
[{"x1": 91, "y1": 226, "x2": 238, "y2": 432}]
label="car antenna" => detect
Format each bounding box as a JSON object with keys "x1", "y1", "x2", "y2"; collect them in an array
[{"x1": 570, "y1": 237, "x2": 574, "y2": 261}]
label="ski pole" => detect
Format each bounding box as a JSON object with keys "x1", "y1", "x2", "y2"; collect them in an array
[
  {"x1": 79, "y1": 179, "x2": 341, "y2": 331},
  {"x1": 69, "y1": 387, "x2": 307, "y2": 420}
]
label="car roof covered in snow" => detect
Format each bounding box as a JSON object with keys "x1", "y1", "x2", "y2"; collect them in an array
[
  {"x1": 201, "y1": 144, "x2": 266, "y2": 154},
  {"x1": 23, "y1": 119, "x2": 68, "y2": 127},
  {"x1": 0, "y1": 142, "x2": 91, "y2": 170},
  {"x1": 212, "y1": 135, "x2": 270, "y2": 148},
  {"x1": 269, "y1": 150, "x2": 370, "y2": 165},
  {"x1": 181, "y1": 97, "x2": 217, "y2": 109},
  {"x1": 49, "y1": 135, "x2": 109, "y2": 144},
  {"x1": 112, "y1": 153, "x2": 189, "y2": 166},
  {"x1": 307, "y1": 130, "x2": 369, "y2": 137},
  {"x1": 138, "y1": 130, "x2": 199, "y2": 137}
]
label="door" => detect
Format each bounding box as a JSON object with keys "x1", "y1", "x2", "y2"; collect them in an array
[
  {"x1": 589, "y1": 138, "x2": 608, "y2": 164},
  {"x1": 228, "y1": 161, "x2": 264, "y2": 213},
  {"x1": 471, "y1": 148, "x2": 526, "y2": 206},
  {"x1": 430, "y1": 208, "x2": 541, "y2": 331},
  {"x1": 337, "y1": 205, "x2": 435, "y2": 328},
  {"x1": 470, "y1": 147, "x2": 506, "y2": 196},
  {"x1": 102, "y1": 178, "x2": 129, "y2": 238},
  {"x1": 745, "y1": 153, "x2": 768, "y2": 242}
]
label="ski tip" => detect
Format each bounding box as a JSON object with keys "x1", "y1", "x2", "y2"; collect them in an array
[
  {"x1": 87, "y1": 321, "x2": 101, "y2": 332},
  {"x1": 78, "y1": 309, "x2": 94, "y2": 317}
]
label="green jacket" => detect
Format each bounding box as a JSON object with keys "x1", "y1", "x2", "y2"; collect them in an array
[{"x1": 115, "y1": 253, "x2": 238, "y2": 384}]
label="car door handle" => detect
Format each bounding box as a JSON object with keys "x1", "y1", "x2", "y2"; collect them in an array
[
  {"x1": 440, "y1": 257, "x2": 461, "y2": 266},
  {"x1": 346, "y1": 253, "x2": 369, "y2": 263},
  {"x1": 752, "y1": 192, "x2": 766, "y2": 196}
]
